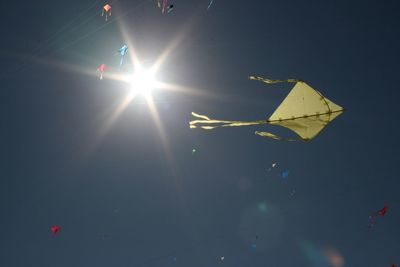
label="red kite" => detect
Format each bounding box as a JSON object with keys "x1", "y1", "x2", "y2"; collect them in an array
[
  {"x1": 97, "y1": 63, "x2": 106, "y2": 80},
  {"x1": 51, "y1": 225, "x2": 61, "y2": 236}
]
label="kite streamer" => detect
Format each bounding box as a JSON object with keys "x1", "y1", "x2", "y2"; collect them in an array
[{"x1": 190, "y1": 76, "x2": 344, "y2": 141}]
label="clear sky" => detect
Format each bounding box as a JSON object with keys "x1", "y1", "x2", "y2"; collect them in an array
[{"x1": 0, "y1": 0, "x2": 399, "y2": 266}]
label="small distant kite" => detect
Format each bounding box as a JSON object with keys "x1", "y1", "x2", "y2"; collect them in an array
[
  {"x1": 192, "y1": 148, "x2": 197, "y2": 155},
  {"x1": 368, "y1": 204, "x2": 389, "y2": 231},
  {"x1": 50, "y1": 225, "x2": 61, "y2": 236},
  {"x1": 102, "y1": 4, "x2": 112, "y2": 21},
  {"x1": 117, "y1": 45, "x2": 128, "y2": 66},
  {"x1": 267, "y1": 163, "x2": 277, "y2": 172},
  {"x1": 190, "y1": 76, "x2": 345, "y2": 141},
  {"x1": 219, "y1": 256, "x2": 225, "y2": 262},
  {"x1": 376, "y1": 205, "x2": 389, "y2": 216},
  {"x1": 281, "y1": 170, "x2": 290, "y2": 178},
  {"x1": 207, "y1": 0, "x2": 215, "y2": 10},
  {"x1": 97, "y1": 63, "x2": 106, "y2": 80},
  {"x1": 156, "y1": 0, "x2": 171, "y2": 13}
]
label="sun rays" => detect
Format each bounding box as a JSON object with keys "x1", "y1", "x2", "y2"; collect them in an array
[{"x1": 34, "y1": 10, "x2": 218, "y2": 177}]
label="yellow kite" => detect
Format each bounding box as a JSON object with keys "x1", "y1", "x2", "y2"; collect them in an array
[{"x1": 189, "y1": 76, "x2": 344, "y2": 141}]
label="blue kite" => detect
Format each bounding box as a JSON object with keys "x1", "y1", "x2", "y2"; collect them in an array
[
  {"x1": 281, "y1": 170, "x2": 290, "y2": 178},
  {"x1": 118, "y1": 44, "x2": 128, "y2": 66}
]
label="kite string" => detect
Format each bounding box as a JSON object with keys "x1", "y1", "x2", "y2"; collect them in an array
[
  {"x1": 53, "y1": 0, "x2": 119, "y2": 46},
  {"x1": 0, "y1": 0, "x2": 102, "y2": 79},
  {"x1": 38, "y1": 0, "x2": 102, "y2": 51},
  {"x1": 1, "y1": 0, "x2": 143, "y2": 79},
  {"x1": 55, "y1": 0, "x2": 149, "y2": 53}
]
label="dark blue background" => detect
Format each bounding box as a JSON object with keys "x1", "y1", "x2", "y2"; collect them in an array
[{"x1": 1, "y1": 0, "x2": 399, "y2": 266}]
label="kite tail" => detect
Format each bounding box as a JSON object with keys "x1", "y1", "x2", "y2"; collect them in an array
[
  {"x1": 162, "y1": 0, "x2": 167, "y2": 13},
  {"x1": 190, "y1": 112, "x2": 266, "y2": 129},
  {"x1": 190, "y1": 113, "x2": 303, "y2": 141},
  {"x1": 255, "y1": 131, "x2": 300, "y2": 141},
  {"x1": 249, "y1": 75, "x2": 300, "y2": 84},
  {"x1": 120, "y1": 57, "x2": 124, "y2": 66}
]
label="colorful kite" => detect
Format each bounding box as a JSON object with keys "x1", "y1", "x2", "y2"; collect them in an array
[
  {"x1": 368, "y1": 204, "x2": 389, "y2": 231},
  {"x1": 190, "y1": 76, "x2": 345, "y2": 141},
  {"x1": 102, "y1": 4, "x2": 112, "y2": 21},
  {"x1": 117, "y1": 45, "x2": 128, "y2": 66},
  {"x1": 50, "y1": 225, "x2": 61, "y2": 236},
  {"x1": 97, "y1": 63, "x2": 106, "y2": 80}
]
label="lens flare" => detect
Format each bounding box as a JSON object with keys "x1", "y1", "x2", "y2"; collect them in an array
[{"x1": 128, "y1": 68, "x2": 156, "y2": 97}]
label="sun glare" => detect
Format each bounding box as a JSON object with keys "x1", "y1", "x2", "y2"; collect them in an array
[{"x1": 128, "y1": 68, "x2": 156, "y2": 97}]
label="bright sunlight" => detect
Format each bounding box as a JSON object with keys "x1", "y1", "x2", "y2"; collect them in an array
[{"x1": 128, "y1": 67, "x2": 156, "y2": 97}]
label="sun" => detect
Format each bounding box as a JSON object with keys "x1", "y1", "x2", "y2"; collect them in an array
[{"x1": 128, "y1": 67, "x2": 156, "y2": 97}]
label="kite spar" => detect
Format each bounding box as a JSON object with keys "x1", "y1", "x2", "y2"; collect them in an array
[{"x1": 190, "y1": 76, "x2": 345, "y2": 141}]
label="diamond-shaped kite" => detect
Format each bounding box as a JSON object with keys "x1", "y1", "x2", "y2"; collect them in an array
[
  {"x1": 102, "y1": 4, "x2": 112, "y2": 21},
  {"x1": 189, "y1": 76, "x2": 344, "y2": 141}
]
